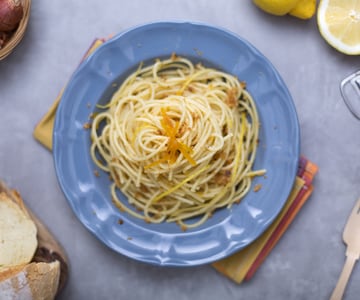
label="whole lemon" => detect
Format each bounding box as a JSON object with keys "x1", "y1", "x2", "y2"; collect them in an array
[
  {"x1": 289, "y1": 0, "x2": 316, "y2": 19},
  {"x1": 253, "y1": 0, "x2": 299, "y2": 16}
]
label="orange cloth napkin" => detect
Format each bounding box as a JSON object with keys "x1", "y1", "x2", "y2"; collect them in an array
[{"x1": 33, "y1": 38, "x2": 318, "y2": 283}]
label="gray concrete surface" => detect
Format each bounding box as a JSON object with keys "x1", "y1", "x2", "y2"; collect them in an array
[{"x1": 1, "y1": 1, "x2": 360, "y2": 299}]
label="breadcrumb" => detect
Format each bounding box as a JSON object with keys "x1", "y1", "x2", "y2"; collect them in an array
[{"x1": 253, "y1": 184, "x2": 262, "y2": 192}]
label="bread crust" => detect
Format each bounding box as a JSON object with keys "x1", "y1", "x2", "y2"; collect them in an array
[{"x1": 0, "y1": 261, "x2": 60, "y2": 300}]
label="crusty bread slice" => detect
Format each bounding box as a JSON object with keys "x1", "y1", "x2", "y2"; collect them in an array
[
  {"x1": 0, "y1": 261, "x2": 60, "y2": 300},
  {"x1": 0, "y1": 192, "x2": 38, "y2": 270}
]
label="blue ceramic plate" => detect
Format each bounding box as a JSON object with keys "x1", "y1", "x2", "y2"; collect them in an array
[{"x1": 53, "y1": 21, "x2": 300, "y2": 266}]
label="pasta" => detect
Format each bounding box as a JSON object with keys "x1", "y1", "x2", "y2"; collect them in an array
[{"x1": 90, "y1": 54, "x2": 265, "y2": 230}]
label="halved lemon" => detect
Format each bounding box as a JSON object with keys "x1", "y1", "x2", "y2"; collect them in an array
[{"x1": 317, "y1": 0, "x2": 360, "y2": 55}]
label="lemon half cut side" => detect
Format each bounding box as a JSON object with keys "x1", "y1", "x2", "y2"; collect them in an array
[{"x1": 318, "y1": 0, "x2": 360, "y2": 55}]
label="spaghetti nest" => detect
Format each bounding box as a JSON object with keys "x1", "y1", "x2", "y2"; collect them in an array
[{"x1": 90, "y1": 55, "x2": 265, "y2": 230}]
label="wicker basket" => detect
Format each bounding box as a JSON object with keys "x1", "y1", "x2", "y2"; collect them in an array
[{"x1": 0, "y1": 0, "x2": 31, "y2": 60}]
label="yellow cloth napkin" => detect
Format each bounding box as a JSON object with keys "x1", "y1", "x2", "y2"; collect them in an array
[
  {"x1": 243, "y1": 159, "x2": 317, "y2": 281},
  {"x1": 33, "y1": 39, "x2": 104, "y2": 150},
  {"x1": 212, "y1": 156, "x2": 317, "y2": 282},
  {"x1": 212, "y1": 176, "x2": 304, "y2": 282},
  {"x1": 33, "y1": 38, "x2": 318, "y2": 284}
]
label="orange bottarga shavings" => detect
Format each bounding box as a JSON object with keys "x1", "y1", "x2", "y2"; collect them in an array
[{"x1": 145, "y1": 108, "x2": 196, "y2": 169}]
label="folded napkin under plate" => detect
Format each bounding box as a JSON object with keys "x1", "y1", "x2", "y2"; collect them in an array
[{"x1": 33, "y1": 38, "x2": 318, "y2": 284}]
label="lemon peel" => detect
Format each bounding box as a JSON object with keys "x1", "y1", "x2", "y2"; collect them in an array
[{"x1": 317, "y1": 0, "x2": 360, "y2": 55}]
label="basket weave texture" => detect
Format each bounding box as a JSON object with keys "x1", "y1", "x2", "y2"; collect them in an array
[{"x1": 0, "y1": 0, "x2": 31, "y2": 60}]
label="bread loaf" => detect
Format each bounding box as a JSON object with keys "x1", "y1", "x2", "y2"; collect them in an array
[
  {"x1": 0, "y1": 261, "x2": 60, "y2": 300},
  {"x1": 0, "y1": 181, "x2": 67, "y2": 299}
]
